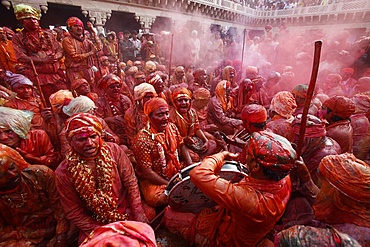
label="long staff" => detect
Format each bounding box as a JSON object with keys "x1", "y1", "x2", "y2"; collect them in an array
[
  {"x1": 241, "y1": 29, "x2": 247, "y2": 72},
  {"x1": 30, "y1": 59, "x2": 47, "y2": 107},
  {"x1": 168, "y1": 33, "x2": 174, "y2": 85},
  {"x1": 296, "y1": 40, "x2": 322, "y2": 157}
]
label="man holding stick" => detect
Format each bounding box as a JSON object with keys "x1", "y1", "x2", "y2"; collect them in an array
[{"x1": 12, "y1": 4, "x2": 67, "y2": 106}]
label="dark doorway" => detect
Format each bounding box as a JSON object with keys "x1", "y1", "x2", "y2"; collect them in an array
[{"x1": 105, "y1": 11, "x2": 141, "y2": 33}]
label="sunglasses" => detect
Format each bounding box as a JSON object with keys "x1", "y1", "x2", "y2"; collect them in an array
[{"x1": 108, "y1": 84, "x2": 122, "y2": 89}]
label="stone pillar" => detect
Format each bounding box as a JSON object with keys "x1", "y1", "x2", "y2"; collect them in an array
[
  {"x1": 84, "y1": 10, "x2": 111, "y2": 34},
  {"x1": 135, "y1": 14, "x2": 156, "y2": 33}
]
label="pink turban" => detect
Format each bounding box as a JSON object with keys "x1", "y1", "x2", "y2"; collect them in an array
[
  {"x1": 241, "y1": 104, "x2": 267, "y2": 123},
  {"x1": 67, "y1": 17, "x2": 83, "y2": 28}
]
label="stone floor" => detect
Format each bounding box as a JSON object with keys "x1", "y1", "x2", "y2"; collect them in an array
[{"x1": 155, "y1": 226, "x2": 190, "y2": 247}]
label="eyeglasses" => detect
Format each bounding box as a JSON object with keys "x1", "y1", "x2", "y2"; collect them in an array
[{"x1": 108, "y1": 84, "x2": 122, "y2": 89}]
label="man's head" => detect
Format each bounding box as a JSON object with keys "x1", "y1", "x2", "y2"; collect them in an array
[
  {"x1": 134, "y1": 71, "x2": 146, "y2": 85},
  {"x1": 65, "y1": 113, "x2": 103, "y2": 158},
  {"x1": 99, "y1": 74, "x2": 122, "y2": 98},
  {"x1": 172, "y1": 87, "x2": 192, "y2": 115},
  {"x1": 146, "y1": 73, "x2": 164, "y2": 94},
  {"x1": 193, "y1": 68, "x2": 207, "y2": 84},
  {"x1": 145, "y1": 61, "x2": 156, "y2": 75},
  {"x1": 100, "y1": 56, "x2": 110, "y2": 67},
  {"x1": 0, "y1": 154, "x2": 21, "y2": 192},
  {"x1": 72, "y1": 78, "x2": 91, "y2": 95},
  {"x1": 49, "y1": 90, "x2": 74, "y2": 114},
  {"x1": 144, "y1": 98, "x2": 169, "y2": 132},
  {"x1": 291, "y1": 84, "x2": 308, "y2": 107},
  {"x1": 134, "y1": 83, "x2": 157, "y2": 107},
  {"x1": 322, "y1": 96, "x2": 355, "y2": 122},
  {"x1": 175, "y1": 66, "x2": 185, "y2": 80},
  {"x1": 14, "y1": 4, "x2": 41, "y2": 31},
  {"x1": 222, "y1": 66, "x2": 236, "y2": 82},
  {"x1": 5, "y1": 72, "x2": 34, "y2": 100},
  {"x1": 0, "y1": 107, "x2": 33, "y2": 148},
  {"x1": 241, "y1": 104, "x2": 267, "y2": 134},
  {"x1": 247, "y1": 131, "x2": 296, "y2": 181},
  {"x1": 66, "y1": 17, "x2": 84, "y2": 37},
  {"x1": 269, "y1": 91, "x2": 297, "y2": 119}
]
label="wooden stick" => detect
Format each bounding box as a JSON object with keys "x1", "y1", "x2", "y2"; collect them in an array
[
  {"x1": 296, "y1": 40, "x2": 322, "y2": 157},
  {"x1": 241, "y1": 29, "x2": 247, "y2": 72},
  {"x1": 29, "y1": 59, "x2": 47, "y2": 108},
  {"x1": 168, "y1": 33, "x2": 174, "y2": 85}
]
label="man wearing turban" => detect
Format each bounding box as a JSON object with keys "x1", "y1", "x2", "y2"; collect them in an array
[
  {"x1": 169, "y1": 87, "x2": 217, "y2": 162},
  {"x1": 62, "y1": 17, "x2": 101, "y2": 87},
  {"x1": 311, "y1": 153, "x2": 370, "y2": 246},
  {"x1": 163, "y1": 131, "x2": 297, "y2": 246},
  {"x1": 0, "y1": 106, "x2": 57, "y2": 168},
  {"x1": 71, "y1": 78, "x2": 98, "y2": 102},
  {"x1": 350, "y1": 94, "x2": 370, "y2": 162},
  {"x1": 0, "y1": 145, "x2": 72, "y2": 247},
  {"x1": 189, "y1": 68, "x2": 210, "y2": 92},
  {"x1": 267, "y1": 91, "x2": 297, "y2": 142},
  {"x1": 131, "y1": 97, "x2": 192, "y2": 208},
  {"x1": 95, "y1": 73, "x2": 132, "y2": 145},
  {"x1": 55, "y1": 113, "x2": 148, "y2": 245},
  {"x1": 12, "y1": 4, "x2": 66, "y2": 106},
  {"x1": 207, "y1": 80, "x2": 242, "y2": 135},
  {"x1": 322, "y1": 95, "x2": 355, "y2": 153},
  {"x1": 291, "y1": 84, "x2": 319, "y2": 117},
  {"x1": 0, "y1": 27, "x2": 17, "y2": 72},
  {"x1": 124, "y1": 83, "x2": 157, "y2": 146},
  {"x1": 4, "y1": 71, "x2": 44, "y2": 129}
]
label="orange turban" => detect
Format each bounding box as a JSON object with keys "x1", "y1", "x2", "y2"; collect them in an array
[
  {"x1": 0, "y1": 143, "x2": 29, "y2": 170},
  {"x1": 215, "y1": 80, "x2": 231, "y2": 112},
  {"x1": 193, "y1": 88, "x2": 210, "y2": 100},
  {"x1": 144, "y1": 97, "x2": 168, "y2": 117},
  {"x1": 49, "y1": 90, "x2": 73, "y2": 113},
  {"x1": 323, "y1": 96, "x2": 355, "y2": 119},
  {"x1": 13, "y1": 4, "x2": 41, "y2": 21},
  {"x1": 66, "y1": 17, "x2": 83, "y2": 28},
  {"x1": 172, "y1": 87, "x2": 192, "y2": 102},
  {"x1": 314, "y1": 153, "x2": 370, "y2": 227},
  {"x1": 248, "y1": 131, "x2": 296, "y2": 172},
  {"x1": 241, "y1": 104, "x2": 267, "y2": 123},
  {"x1": 71, "y1": 78, "x2": 89, "y2": 91},
  {"x1": 270, "y1": 91, "x2": 297, "y2": 119},
  {"x1": 65, "y1": 113, "x2": 103, "y2": 140},
  {"x1": 99, "y1": 74, "x2": 122, "y2": 90}
]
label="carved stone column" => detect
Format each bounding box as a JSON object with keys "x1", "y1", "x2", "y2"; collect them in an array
[
  {"x1": 84, "y1": 10, "x2": 112, "y2": 34},
  {"x1": 135, "y1": 14, "x2": 156, "y2": 33}
]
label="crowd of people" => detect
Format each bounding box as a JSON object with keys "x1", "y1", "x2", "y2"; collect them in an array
[{"x1": 0, "y1": 2, "x2": 369, "y2": 247}]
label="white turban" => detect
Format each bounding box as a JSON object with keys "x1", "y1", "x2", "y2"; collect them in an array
[
  {"x1": 0, "y1": 106, "x2": 33, "y2": 139},
  {"x1": 62, "y1": 95, "x2": 96, "y2": 116}
]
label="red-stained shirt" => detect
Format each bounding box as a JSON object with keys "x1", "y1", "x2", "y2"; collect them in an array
[
  {"x1": 190, "y1": 152, "x2": 292, "y2": 247},
  {"x1": 55, "y1": 142, "x2": 145, "y2": 244}
]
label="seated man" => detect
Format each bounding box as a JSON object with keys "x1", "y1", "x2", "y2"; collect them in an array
[
  {"x1": 55, "y1": 113, "x2": 148, "y2": 245},
  {"x1": 0, "y1": 144, "x2": 71, "y2": 246},
  {"x1": 169, "y1": 87, "x2": 217, "y2": 162},
  {"x1": 164, "y1": 131, "x2": 296, "y2": 246},
  {"x1": 132, "y1": 98, "x2": 192, "y2": 208},
  {"x1": 4, "y1": 71, "x2": 44, "y2": 129},
  {"x1": 0, "y1": 106, "x2": 57, "y2": 168},
  {"x1": 322, "y1": 95, "x2": 355, "y2": 153}
]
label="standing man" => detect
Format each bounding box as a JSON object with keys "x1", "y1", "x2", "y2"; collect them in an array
[
  {"x1": 55, "y1": 113, "x2": 148, "y2": 244},
  {"x1": 63, "y1": 17, "x2": 101, "y2": 88},
  {"x1": 119, "y1": 30, "x2": 135, "y2": 63},
  {"x1": 130, "y1": 30, "x2": 142, "y2": 60},
  {"x1": 0, "y1": 27, "x2": 17, "y2": 72},
  {"x1": 12, "y1": 4, "x2": 66, "y2": 105}
]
